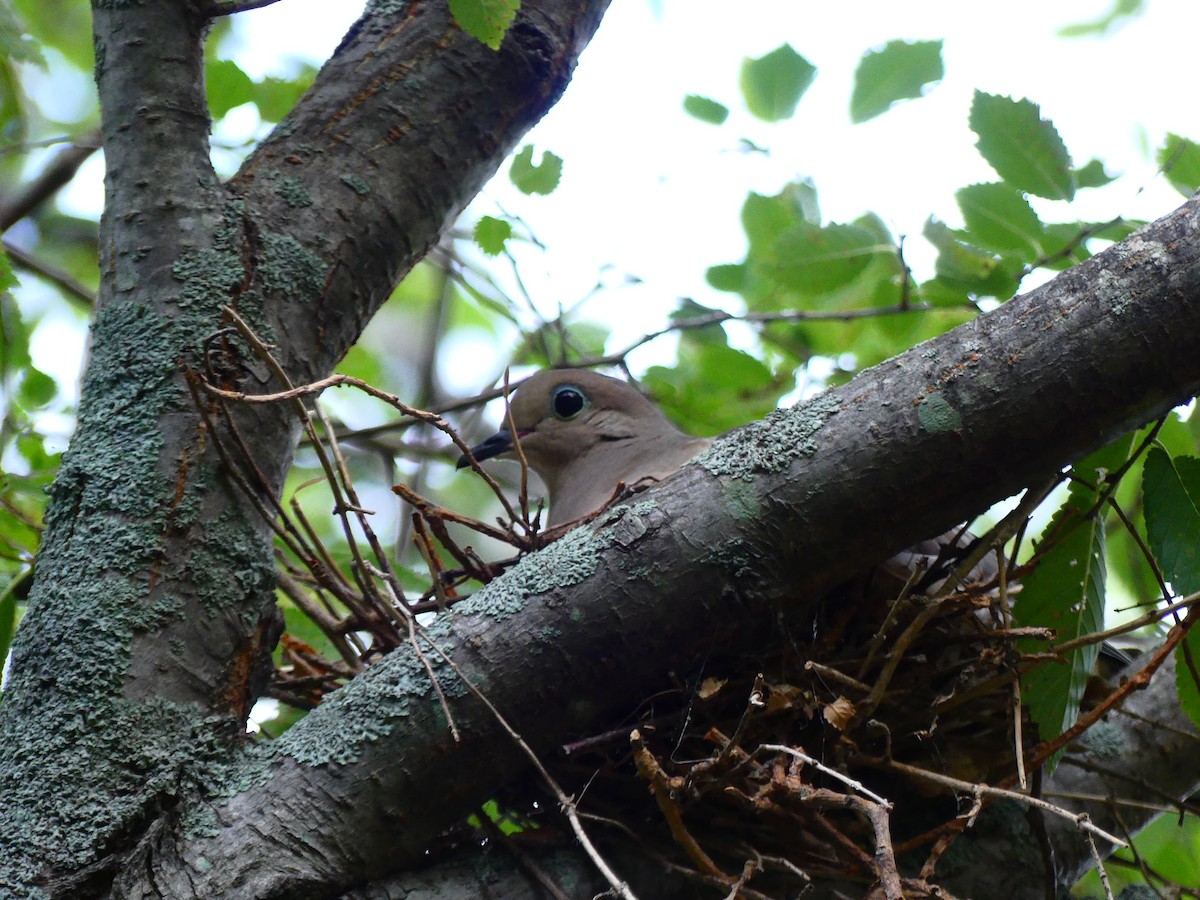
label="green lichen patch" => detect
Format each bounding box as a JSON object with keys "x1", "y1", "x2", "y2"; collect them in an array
[
  {"x1": 697, "y1": 394, "x2": 840, "y2": 480},
  {"x1": 260, "y1": 230, "x2": 329, "y2": 300},
  {"x1": 340, "y1": 173, "x2": 371, "y2": 196},
  {"x1": 1078, "y1": 720, "x2": 1124, "y2": 758},
  {"x1": 274, "y1": 176, "x2": 313, "y2": 208},
  {"x1": 275, "y1": 615, "x2": 460, "y2": 766},
  {"x1": 723, "y1": 479, "x2": 760, "y2": 521},
  {"x1": 172, "y1": 246, "x2": 244, "y2": 311},
  {"x1": 917, "y1": 391, "x2": 962, "y2": 433},
  {"x1": 180, "y1": 514, "x2": 274, "y2": 622},
  {"x1": 0, "y1": 201, "x2": 280, "y2": 886},
  {"x1": 702, "y1": 538, "x2": 755, "y2": 580},
  {"x1": 456, "y1": 523, "x2": 616, "y2": 621}
]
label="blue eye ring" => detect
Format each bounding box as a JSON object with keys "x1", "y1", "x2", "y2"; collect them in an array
[{"x1": 551, "y1": 385, "x2": 587, "y2": 420}]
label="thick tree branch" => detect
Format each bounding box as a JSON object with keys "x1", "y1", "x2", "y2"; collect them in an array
[
  {"x1": 122, "y1": 199, "x2": 1200, "y2": 896},
  {"x1": 229, "y1": 0, "x2": 611, "y2": 384},
  {"x1": 0, "y1": 2, "x2": 612, "y2": 895}
]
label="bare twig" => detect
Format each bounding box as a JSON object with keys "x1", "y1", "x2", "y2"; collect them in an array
[
  {"x1": 1081, "y1": 815, "x2": 1116, "y2": 900},
  {"x1": 0, "y1": 132, "x2": 101, "y2": 231},
  {"x1": 760, "y1": 744, "x2": 891, "y2": 808},
  {"x1": 881, "y1": 759, "x2": 1127, "y2": 848},
  {"x1": 3, "y1": 241, "x2": 96, "y2": 308}
]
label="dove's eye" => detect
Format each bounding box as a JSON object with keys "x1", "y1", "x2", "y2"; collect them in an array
[{"x1": 551, "y1": 385, "x2": 586, "y2": 420}]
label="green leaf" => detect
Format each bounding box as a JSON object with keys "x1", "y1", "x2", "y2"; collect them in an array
[
  {"x1": 253, "y1": 71, "x2": 316, "y2": 123},
  {"x1": 1143, "y1": 447, "x2": 1200, "y2": 596},
  {"x1": 705, "y1": 263, "x2": 744, "y2": 293},
  {"x1": 1072, "y1": 159, "x2": 1115, "y2": 189},
  {"x1": 683, "y1": 94, "x2": 729, "y2": 125},
  {"x1": 739, "y1": 44, "x2": 815, "y2": 123},
  {"x1": 17, "y1": 367, "x2": 56, "y2": 409},
  {"x1": 1058, "y1": 0, "x2": 1145, "y2": 37},
  {"x1": 1157, "y1": 134, "x2": 1200, "y2": 197},
  {"x1": 741, "y1": 181, "x2": 820, "y2": 253},
  {"x1": 771, "y1": 221, "x2": 881, "y2": 294},
  {"x1": 850, "y1": 39, "x2": 943, "y2": 123},
  {"x1": 0, "y1": 2, "x2": 44, "y2": 67},
  {"x1": 0, "y1": 292, "x2": 32, "y2": 375},
  {"x1": 923, "y1": 218, "x2": 998, "y2": 281},
  {"x1": 1177, "y1": 628, "x2": 1200, "y2": 729},
  {"x1": 510, "y1": 144, "x2": 562, "y2": 195},
  {"x1": 1012, "y1": 520, "x2": 1104, "y2": 748},
  {"x1": 969, "y1": 92, "x2": 1075, "y2": 200},
  {"x1": 0, "y1": 247, "x2": 17, "y2": 293},
  {"x1": 955, "y1": 183, "x2": 1044, "y2": 256},
  {"x1": 1016, "y1": 438, "x2": 1132, "y2": 750},
  {"x1": 448, "y1": 0, "x2": 520, "y2": 51},
  {"x1": 473, "y1": 215, "x2": 512, "y2": 256},
  {"x1": 206, "y1": 58, "x2": 256, "y2": 120}
]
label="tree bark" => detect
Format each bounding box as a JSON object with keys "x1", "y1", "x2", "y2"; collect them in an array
[{"x1": 0, "y1": 1, "x2": 611, "y2": 896}]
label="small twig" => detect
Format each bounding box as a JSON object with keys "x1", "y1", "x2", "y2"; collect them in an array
[
  {"x1": 806, "y1": 661, "x2": 871, "y2": 694},
  {"x1": 760, "y1": 744, "x2": 891, "y2": 808},
  {"x1": 316, "y1": 404, "x2": 405, "y2": 602},
  {"x1": 1052, "y1": 589, "x2": 1200, "y2": 655},
  {"x1": 1081, "y1": 815, "x2": 1116, "y2": 900},
  {"x1": 881, "y1": 759, "x2": 1127, "y2": 848},
  {"x1": 632, "y1": 730, "x2": 729, "y2": 882},
  {"x1": 4, "y1": 240, "x2": 96, "y2": 308},
  {"x1": 720, "y1": 859, "x2": 758, "y2": 900},
  {"x1": 275, "y1": 570, "x2": 362, "y2": 671},
  {"x1": 207, "y1": 0, "x2": 284, "y2": 15}
]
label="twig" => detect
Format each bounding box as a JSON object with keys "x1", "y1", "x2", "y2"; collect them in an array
[
  {"x1": 1052, "y1": 589, "x2": 1200, "y2": 655},
  {"x1": 632, "y1": 730, "x2": 728, "y2": 882},
  {"x1": 207, "y1": 0, "x2": 284, "y2": 15},
  {"x1": 1081, "y1": 815, "x2": 1116, "y2": 900},
  {"x1": 0, "y1": 132, "x2": 100, "y2": 231},
  {"x1": 881, "y1": 759, "x2": 1127, "y2": 848},
  {"x1": 3, "y1": 240, "x2": 96, "y2": 308},
  {"x1": 720, "y1": 859, "x2": 758, "y2": 900},
  {"x1": 806, "y1": 660, "x2": 871, "y2": 693},
  {"x1": 760, "y1": 744, "x2": 891, "y2": 808}
]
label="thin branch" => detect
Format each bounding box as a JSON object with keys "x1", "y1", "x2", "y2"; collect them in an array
[
  {"x1": 0, "y1": 132, "x2": 101, "y2": 232},
  {"x1": 207, "y1": 0, "x2": 285, "y2": 16},
  {"x1": 760, "y1": 744, "x2": 892, "y2": 808},
  {"x1": 3, "y1": 240, "x2": 96, "y2": 308},
  {"x1": 881, "y1": 760, "x2": 1127, "y2": 849}
]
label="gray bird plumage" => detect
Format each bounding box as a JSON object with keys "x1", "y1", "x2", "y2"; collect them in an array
[{"x1": 461, "y1": 370, "x2": 710, "y2": 526}]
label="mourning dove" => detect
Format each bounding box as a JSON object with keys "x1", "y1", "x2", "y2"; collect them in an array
[
  {"x1": 458, "y1": 369, "x2": 711, "y2": 526},
  {"x1": 459, "y1": 368, "x2": 999, "y2": 595}
]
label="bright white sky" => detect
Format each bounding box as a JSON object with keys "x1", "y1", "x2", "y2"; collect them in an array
[
  {"x1": 230, "y1": 0, "x2": 1196, "y2": 391},
  {"x1": 46, "y1": 0, "x2": 1200, "y2": 400}
]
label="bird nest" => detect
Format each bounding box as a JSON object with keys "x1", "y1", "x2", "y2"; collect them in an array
[{"x1": 491, "y1": 566, "x2": 1032, "y2": 899}]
